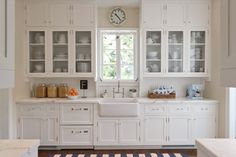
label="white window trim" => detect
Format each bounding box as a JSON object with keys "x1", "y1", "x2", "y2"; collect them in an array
[{"x1": 98, "y1": 29, "x2": 138, "y2": 82}]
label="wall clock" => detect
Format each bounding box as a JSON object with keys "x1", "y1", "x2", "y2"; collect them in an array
[{"x1": 109, "y1": 7, "x2": 127, "y2": 25}]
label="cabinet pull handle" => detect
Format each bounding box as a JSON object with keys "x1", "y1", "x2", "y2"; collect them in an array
[
  {"x1": 84, "y1": 130, "x2": 88, "y2": 133},
  {"x1": 83, "y1": 108, "x2": 88, "y2": 111}
]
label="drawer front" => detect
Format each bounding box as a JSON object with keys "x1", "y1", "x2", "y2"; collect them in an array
[
  {"x1": 60, "y1": 126, "x2": 93, "y2": 145},
  {"x1": 193, "y1": 104, "x2": 215, "y2": 114},
  {"x1": 45, "y1": 104, "x2": 59, "y2": 116},
  {"x1": 144, "y1": 105, "x2": 166, "y2": 115},
  {"x1": 168, "y1": 105, "x2": 190, "y2": 114},
  {"x1": 60, "y1": 104, "x2": 93, "y2": 124},
  {"x1": 19, "y1": 104, "x2": 44, "y2": 116}
]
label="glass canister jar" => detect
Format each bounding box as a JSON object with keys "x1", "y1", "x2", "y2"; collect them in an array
[
  {"x1": 58, "y1": 83, "x2": 69, "y2": 98},
  {"x1": 35, "y1": 83, "x2": 47, "y2": 98},
  {"x1": 47, "y1": 84, "x2": 58, "y2": 98}
]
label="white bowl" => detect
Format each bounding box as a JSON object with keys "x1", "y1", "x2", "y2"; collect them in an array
[
  {"x1": 147, "y1": 51, "x2": 158, "y2": 58},
  {"x1": 35, "y1": 64, "x2": 44, "y2": 72},
  {"x1": 68, "y1": 96, "x2": 79, "y2": 100}
]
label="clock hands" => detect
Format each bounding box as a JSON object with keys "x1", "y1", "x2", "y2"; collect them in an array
[{"x1": 115, "y1": 13, "x2": 122, "y2": 21}]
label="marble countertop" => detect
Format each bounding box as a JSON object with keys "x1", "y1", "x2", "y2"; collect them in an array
[
  {"x1": 0, "y1": 139, "x2": 40, "y2": 157},
  {"x1": 196, "y1": 139, "x2": 236, "y2": 157},
  {"x1": 16, "y1": 97, "x2": 218, "y2": 104}
]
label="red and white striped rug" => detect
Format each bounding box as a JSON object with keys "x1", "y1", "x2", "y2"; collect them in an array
[{"x1": 52, "y1": 153, "x2": 188, "y2": 157}]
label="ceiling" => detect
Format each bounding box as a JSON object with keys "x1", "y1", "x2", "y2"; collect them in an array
[{"x1": 96, "y1": 0, "x2": 141, "y2": 7}]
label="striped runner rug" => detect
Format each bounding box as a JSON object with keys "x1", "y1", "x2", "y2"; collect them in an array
[{"x1": 51, "y1": 153, "x2": 188, "y2": 157}]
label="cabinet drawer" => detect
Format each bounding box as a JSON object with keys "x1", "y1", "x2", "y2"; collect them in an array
[
  {"x1": 193, "y1": 104, "x2": 215, "y2": 114},
  {"x1": 19, "y1": 104, "x2": 44, "y2": 116},
  {"x1": 168, "y1": 105, "x2": 190, "y2": 114},
  {"x1": 45, "y1": 104, "x2": 59, "y2": 116},
  {"x1": 60, "y1": 126, "x2": 93, "y2": 145},
  {"x1": 144, "y1": 105, "x2": 166, "y2": 115},
  {"x1": 60, "y1": 104, "x2": 93, "y2": 124}
]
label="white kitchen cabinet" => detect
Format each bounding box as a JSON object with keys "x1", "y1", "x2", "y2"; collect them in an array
[
  {"x1": 60, "y1": 104, "x2": 93, "y2": 125},
  {"x1": 142, "y1": 1, "x2": 164, "y2": 28},
  {"x1": 27, "y1": 29, "x2": 95, "y2": 77},
  {"x1": 187, "y1": 2, "x2": 209, "y2": 28},
  {"x1": 97, "y1": 120, "x2": 118, "y2": 145},
  {"x1": 168, "y1": 116, "x2": 192, "y2": 145},
  {"x1": 60, "y1": 126, "x2": 93, "y2": 145},
  {"x1": 96, "y1": 119, "x2": 141, "y2": 145},
  {"x1": 144, "y1": 116, "x2": 166, "y2": 145},
  {"x1": 0, "y1": 0, "x2": 15, "y2": 89},
  {"x1": 25, "y1": 0, "x2": 95, "y2": 28},
  {"x1": 18, "y1": 104, "x2": 59, "y2": 146},
  {"x1": 72, "y1": 3, "x2": 94, "y2": 28},
  {"x1": 166, "y1": 3, "x2": 186, "y2": 28},
  {"x1": 221, "y1": 0, "x2": 236, "y2": 87}
]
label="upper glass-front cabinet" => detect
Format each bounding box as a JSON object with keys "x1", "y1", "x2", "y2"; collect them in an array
[
  {"x1": 52, "y1": 31, "x2": 69, "y2": 73},
  {"x1": 145, "y1": 31, "x2": 162, "y2": 73},
  {"x1": 167, "y1": 31, "x2": 184, "y2": 73},
  {"x1": 189, "y1": 31, "x2": 206, "y2": 73},
  {"x1": 75, "y1": 31, "x2": 92, "y2": 73},
  {"x1": 28, "y1": 31, "x2": 46, "y2": 73}
]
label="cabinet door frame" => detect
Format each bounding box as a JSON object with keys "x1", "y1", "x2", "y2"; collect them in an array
[
  {"x1": 187, "y1": 29, "x2": 209, "y2": 77},
  {"x1": 48, "y1": 29, "x2": 72, "y2": 77},
  {"x1": 143, "y1": 29, "x2": 165, "y2": 77},
  {"x1": 144, "y1": 116, "x2": 167, "y2": 145},
  {"x1": 165, "y1": 29, "x2": 186, "y2": 76},
  {"x1": 71, "y1": 29, "x2": 95, "y2": 77},
  {"x1": 26, "y1": 29, "x2": 50, "y2": 77},
  {"x1": 43, "y1": 116, "x2": 59, "y2": 146}
]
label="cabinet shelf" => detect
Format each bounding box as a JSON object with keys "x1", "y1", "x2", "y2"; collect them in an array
[
  {"x1": 76, "y1": 43, "x2": 91, "y2": 46},
  {"x1": 76, "y1": 59, "x2": 91, "y2": 62},
  {"x1": 190, "y1": 59, "x2": 205, "y2": 61},
  {"x1": 53, "y1": 59, "x2": 68, "y2": 62},
  {"x1": 146, "y1": 59, "x2": 161, "y2": 61},
  {"x1": 30, "y1": 59, "x2": 45, "y2": 62},
  {"x1": 191, "y1": 43, "x2": 205, "y2": 46},
  {"x1": 53, "y1": 43, "x2": 68, "y2": 46},
  {"x1": 29, "y1": 43, "x2": 45, "y2": 46},
  {"x1": 168, "y1": 59, "x2": 183, "y2": 61},
  {"x1": 168, "y1": 43, "x2": 183, "y2": 46},
  {"x1": 147, "y1": 43, "x2": 161, "y2": 46}
]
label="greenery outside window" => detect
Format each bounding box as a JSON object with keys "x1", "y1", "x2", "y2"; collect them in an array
[{"x1": 101, "y1": 30, "x2": 137, "y2": 81}]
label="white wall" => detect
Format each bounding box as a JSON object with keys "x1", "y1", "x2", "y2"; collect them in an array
[
  {"x1": 204, "y1": 0, "x2": 226, "y2": 137},
  {"x1": 0, "y1": 89, "x2": 10, "y2": 139}
]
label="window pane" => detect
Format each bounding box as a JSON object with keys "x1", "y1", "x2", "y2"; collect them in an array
[
  {"x1": 120, "y1": 50, "x2": 134, "y2": 65},
  {"x1": 104, "y1": 49, "x2": 116, "y2": 64},
  {"x1": 103, "y1": 34, "x2": 116, "y2": 50},
  {"x1": 120, "y1": 34, "x2": 134, "y2": 50},
  {"x1": 121, "y1": 65, "x2": 134, "y2": 80},
  {"x1": 103, "y1": 64, "x2": 116, "y2": 80}
]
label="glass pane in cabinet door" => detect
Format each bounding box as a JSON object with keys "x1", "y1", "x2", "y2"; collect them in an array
[
  {"x1": 52, "y1": 31, "x2": 69, "y2": 73},
  {"x1": 168, "y1": 31, "x2": 183, "y2": 73},
  {"x1": 190, "y1": 31, "x2": 206, "y2": 72},
  {"x1": 146, "y1": 31, "x2": 162, "y2": 73},
  {"x1": 75, "y1": 31, "x2": 92, "y2": 73},
  {"x1": 29, "y1": 31, "x2": 46, "y2": 73}
]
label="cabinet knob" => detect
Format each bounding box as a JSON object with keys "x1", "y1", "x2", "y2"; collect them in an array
[{"x1": 71, "y1": 108, "x2": 74, "y2": 111}]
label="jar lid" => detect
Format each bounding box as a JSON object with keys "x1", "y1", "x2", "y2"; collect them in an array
[
  {"x1": 38, "y1": 83, "x2": 46, "y2": 87},
  {"x1": 59, "y1": 83, "x2": 68, "y2": 87},
  {"x1": 48, "y1": 83, "x2": 57, "y2": 87}
]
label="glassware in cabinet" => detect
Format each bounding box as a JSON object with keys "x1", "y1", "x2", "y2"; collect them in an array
[
  {"x1": 29, "y1": 31, "x2": 46, "y2": 73},
  {"x1": 75, "y1": 31, "x2": 92, "y2": 73},
  {"x1": 190, "y1": 31, "x2": 206, "y2": 73},
  {"x1": 167, "y1": 31, "x2": 184, "y2": 73},
  {"x1": 52, "y1": 31, "x2": 69, "y2": 73},
  {"x1": 145, "y1": 31, "x2": 162, "y2": 73}
]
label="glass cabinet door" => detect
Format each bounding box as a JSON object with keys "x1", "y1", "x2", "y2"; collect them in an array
[
  {"x1": 29, "y1": 31, "x2": 46, "y2": 73},
  {"x1": 145, "y1": 31, "x2": 162, "y2": 73},
  {"x1": 75, "y1": 31, "x2": 92, "y2": 73},
  {"x1": 52, "y1": 31, "x2": 69, "y2": 73},
  {"x1": 190, "y1": 31, "x2": 206, "y2": 73},
  {"x1": 167, "y1": 31, "x2": 184, "y2": 73}
]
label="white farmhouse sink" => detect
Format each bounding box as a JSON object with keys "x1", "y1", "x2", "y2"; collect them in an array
[{"x1": 99, "y1": 98, "x2": 139, "y2": 117}]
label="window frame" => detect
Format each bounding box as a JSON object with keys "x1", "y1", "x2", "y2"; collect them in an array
[{"x1": 99, "y1": 29, "x2": 138, "y2": 82}]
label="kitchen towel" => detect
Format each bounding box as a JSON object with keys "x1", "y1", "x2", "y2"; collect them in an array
[{"x1": 51, "y1": 153, "x2": 188, "y2": 157}]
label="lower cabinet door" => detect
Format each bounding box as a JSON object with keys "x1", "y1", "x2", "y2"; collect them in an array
[
  {"x1": 192, "y1": 116, "x2": 216, "y2": 141},
  {"x1": 43, "y1": 117, "x2": 59, "y2": 145},
  {"x1": 168, "y1": 116, "x2": 192, "y2": 145},
  {"x1": 97, "y1": 120, "x2": 118, "y2": 145},
  {"x1": 119, "y1": 120, "x2": 140, "y2": 144},
  {"x1": 144, "y1": 116, "x2": 166, "y2": 145},
  {"x1": 60, "y1": 126, "x2": 93, "y2": 145},
  {"x1": 19, "y1": 117, "x2": 44, "y2": 144}
]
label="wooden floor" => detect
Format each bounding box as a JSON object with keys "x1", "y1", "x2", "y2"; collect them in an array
[{"x1": 39, "y1": 149, "x2": 197, "y2": 157}]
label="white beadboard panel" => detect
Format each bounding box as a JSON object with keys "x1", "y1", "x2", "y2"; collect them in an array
[
  {"x1": 30, "y1": 78, "x2": 96, "y2": 97},
  {"x1": 139, "y1": 78, "x2": 205, "y2": 97}
]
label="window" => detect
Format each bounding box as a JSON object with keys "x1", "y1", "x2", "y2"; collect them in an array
[{"x1": 101, "y1": 30, "x2": 137, "y2": 81}]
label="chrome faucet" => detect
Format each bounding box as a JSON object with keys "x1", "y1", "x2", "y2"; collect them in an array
[{"x1": 112, "y1": 81, "x2": 125, "y2": 98}]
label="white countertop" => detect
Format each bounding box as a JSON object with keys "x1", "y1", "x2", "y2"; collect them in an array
[
  {"x1": 0, "y1": 140, "x2": 40, "y2": 157},
  {"x1": 196, "y1": 139, "x2": 236, "y2": 157},
  {"x1": 16, "y1": 97, "x2": 218, "y2": 104}
]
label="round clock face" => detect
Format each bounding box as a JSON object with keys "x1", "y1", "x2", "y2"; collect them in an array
[{"x1": 109, "y1": 7, "x2": 127, "y2": 25}]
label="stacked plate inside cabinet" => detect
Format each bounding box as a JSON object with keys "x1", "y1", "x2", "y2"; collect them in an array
[{"x1": 147, "y1": 51, "x2": 159, "y2": 59}]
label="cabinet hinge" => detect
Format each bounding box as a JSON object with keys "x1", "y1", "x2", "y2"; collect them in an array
[
  {"x1": 139, "y1": 122, "x2": 141, "y2": 126},
  {"x1": 97, "y1": 137, "x2": 98, "y2": 142},
  {"x1": 139, "y1": 136, "x2": 141, "y2": 141},
  {"x1": 97, "y1": 122, "x2": 98, "y2": 127},
  {"x1": 168, "y1": 117, "x2": 170, "y2": 123},
  {"x1": 56, "y1": 136, "x2": 58, "y2": 141},
  {"x1": 18, "y1": 118, "x2": 20, "y2": 123},
  {"x1": 168, "y1": 136, "x2": 170, "y2": 141},
  {"x1": 165, "y1": 136, "x2": 167, "y2": 141}
]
